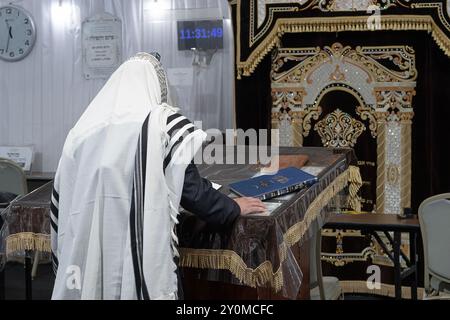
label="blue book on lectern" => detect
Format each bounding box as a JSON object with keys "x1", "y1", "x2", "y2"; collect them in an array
[{"x1": 229, "y1": 167, "x2": 318, "y2": 201}]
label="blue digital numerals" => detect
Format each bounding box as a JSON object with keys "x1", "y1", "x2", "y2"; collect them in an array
[{"x1": 179, "y1": 27, "x2": 224, "y2": 40}]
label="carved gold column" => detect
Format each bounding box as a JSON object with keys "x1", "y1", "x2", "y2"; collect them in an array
[
  {"x1": 271, "y1": 87, "x2": 308, "y2": 147},
  {"x1": 375, "y1": 112, "x2": 388, "y2": 214},
  {"x1": 290, "y1": 111, "x2": 304, "y2": 147},
  {"x1": 400, "y1": 113, "x2": 413, "y2": 210}
]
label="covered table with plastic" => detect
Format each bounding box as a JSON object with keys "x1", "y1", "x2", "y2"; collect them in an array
[
  {"x1": 178, "y1": 146, "x2": 361, "y2": 300},
  {"x1": 0, "y1": 147, "x2": 361, "y2": 300}
]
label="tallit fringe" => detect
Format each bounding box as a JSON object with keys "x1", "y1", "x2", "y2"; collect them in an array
[
  {"x1": 6, "y1": 233, "x2": 51, "y2": 256},
  {"x1": 169, "y1": 199, "x2": 181, "y2": 258},
  {"x1": 340, "y1": 280, "x2": 425, "y2": 300},
  {"x1": 179, "y1": 167, "x2": 363, "y2": 292}
]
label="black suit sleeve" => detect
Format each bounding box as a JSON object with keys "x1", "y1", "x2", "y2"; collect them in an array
[{"x1": 181, "y1": 164, "x2": 241, "y2": 228}]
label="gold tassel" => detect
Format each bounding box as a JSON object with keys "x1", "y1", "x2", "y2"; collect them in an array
[
  {"x1": 340, "y1": 280, "x2": 424, "y2": 300},
  {"x1": 179, "y1": 248, "x2": 285, "y2": 291},
  {"x1": 347, "y1": 165, "x2": 363, "y2": 213},
  {"x1": 6, "y1": 233, "x2": 51, "y2": 256}
]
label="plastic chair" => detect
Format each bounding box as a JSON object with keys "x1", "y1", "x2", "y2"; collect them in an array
[
  {"x1": 418, "y1": 193, "x2": 450, "y2": 298},
  {"x1": 310, "y1": 231, "x2": 343, "y2": 300},
  {"x1": 0, "y1": 158, "x2": 28, "y2": 196}
]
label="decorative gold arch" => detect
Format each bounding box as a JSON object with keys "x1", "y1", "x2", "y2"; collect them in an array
[
  {"x1": 271, "y1": 42, "x2": 417, "y2": 215},
  {"x1": 271, "y1": 43, "x2": 418, "y2": 294},
  {"x1": 230, "y1": 0, "x2": 450, "y2": 78}
]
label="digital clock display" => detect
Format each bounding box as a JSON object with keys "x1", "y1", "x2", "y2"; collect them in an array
[{"x1": 177, "y1": 20, "x2": 224, "y2": 51}]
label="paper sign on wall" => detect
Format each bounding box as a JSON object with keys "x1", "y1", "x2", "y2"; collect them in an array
[
  {"x1": 167, "y1": 68, "x2": 194, "y2": 87},
  {"x1": 0, "y1": 146, "x2": 34, "y2": 172},
  {"x1": 82, "y1": 13, "x2": 122, "y2": 80}
]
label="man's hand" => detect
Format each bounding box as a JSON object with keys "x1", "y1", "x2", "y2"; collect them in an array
[{"x1": 234, "y1": 197, "x2": 267, "y2": 216}]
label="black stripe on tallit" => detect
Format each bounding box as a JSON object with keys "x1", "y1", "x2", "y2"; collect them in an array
[
  {"x1": 129, "y1": 184, "x2": 142, "y2": 300},
  {"x1": 130, "y1": 114, "x2": 151, "y2": 300},
  {"x1": 163, "y1": 127, "x2": 196, "y2": 172},
  {"x1": 167, "y1": 119, "x2": 192, "y2": 138},
  {"x1": 52, "y1": 187, "x2": 59, "y2": 203},
  {"x1": 141, "y1": 115, "x2": 149, "y2": 196},
  {"x1": 133, "y1": 138, "x2": 145, "y2": 299},
  {"x1": 50, "y1": 219, "x2": 58, "y2": 233},
  {"x1": 140, "y1": 115, "x2": 151, "y2": 300},
  {"x1": 52, "y1": 251, "x2": 59, "y2": 268},
  {"x1": 51, "y1": 186, "x2": 59, "y2": 275},
  {"x1": 167, "y1": 113, "x2": 183, "y2": 125},
  {"x1": 50, "y1": 202, "x2": 59, "y2": 219}
]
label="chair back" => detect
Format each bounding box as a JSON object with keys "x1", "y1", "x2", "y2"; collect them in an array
[
  {"x1": 0, "y1": 158, "x2": 28, "y2": 196},
  {"x1": 419, "y1": 193, "x2": 450, "y2": 291}
]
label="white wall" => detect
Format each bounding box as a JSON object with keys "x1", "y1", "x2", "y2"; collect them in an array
[{"x1": 0, "y1": 0, "x2": 234, "y2": 172}]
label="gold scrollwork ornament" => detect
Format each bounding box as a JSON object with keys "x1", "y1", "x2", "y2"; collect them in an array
[{"x1": 315, "y1": 109, "x2": 366, "y2": 148}]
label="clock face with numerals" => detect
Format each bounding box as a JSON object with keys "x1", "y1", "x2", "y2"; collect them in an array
[{"x1": 0, "y1": 5, "x2": 36, "y2": 62}]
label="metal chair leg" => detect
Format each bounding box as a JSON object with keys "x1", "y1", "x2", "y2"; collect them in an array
[
  {"x1": 31, "y1": 251, "x2": 40, "y2": 280},
  {"x1": 0, "y1": 268, "x2": 5, "y2": 300},
  {"x1": 25, "y1": 250, "x2": 32, "y2": 300}
]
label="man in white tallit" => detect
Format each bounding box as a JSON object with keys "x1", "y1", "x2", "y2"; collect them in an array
[{"x1": 50, "y1": 53, "x2": 266, "y2": 300}]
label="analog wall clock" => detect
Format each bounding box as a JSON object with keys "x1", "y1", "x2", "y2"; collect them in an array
[{"x1": 0, "y1": 5, "x2": 36, "y2": 62}]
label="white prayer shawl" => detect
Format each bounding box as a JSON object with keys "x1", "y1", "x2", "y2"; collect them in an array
[{"x1": 50, "y1": 53, "x2": 207, "y2": 300}]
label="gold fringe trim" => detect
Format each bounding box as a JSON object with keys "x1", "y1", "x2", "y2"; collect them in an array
[
  {"x1": 283, "y1": 166, "x2": 361, "y2": 247},
  {"x1": 237, "y1": 15, "x2": 449, "y2": 78},
  {"x1": 179, "y1": 248, "x2": 285, "y2": 291},
  {"x1": 340, "y1": 280, "x2": 424, "y2": 300},
  {"x1": 348, "y1": 165, "x2": 363, "y2": 212},
  {"x1": 179, "y1": 166, "x2": 363, "y2": 291},
  {"x1": 6, "y1": 233, "x2": 51, "y2": 256}
]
